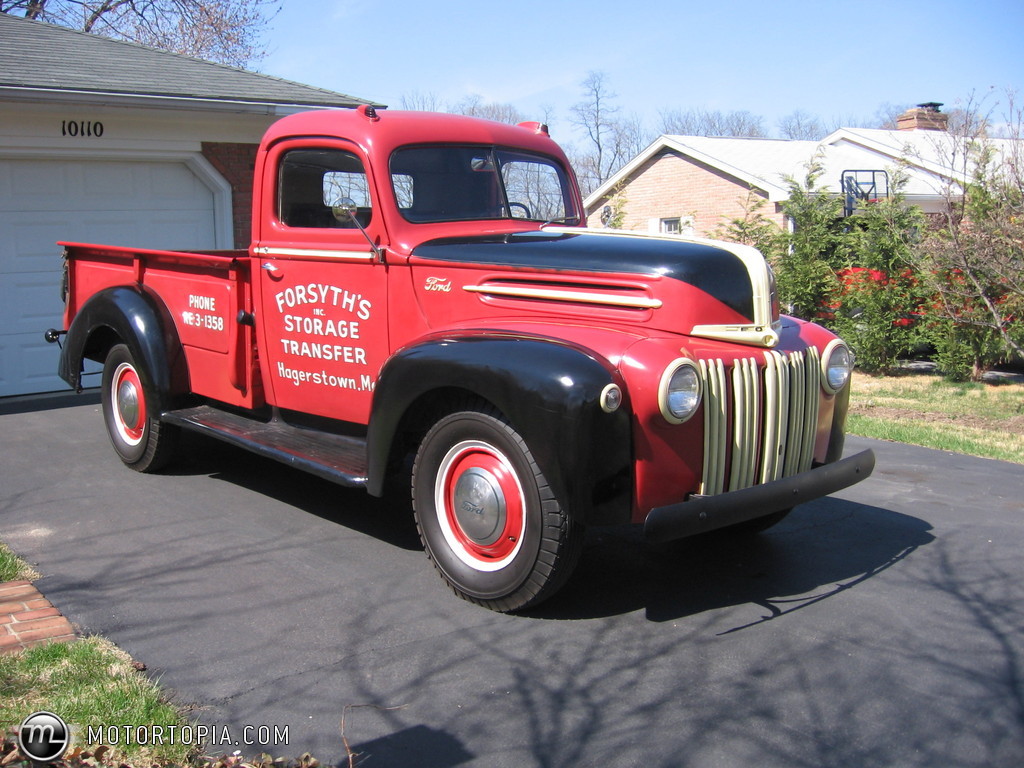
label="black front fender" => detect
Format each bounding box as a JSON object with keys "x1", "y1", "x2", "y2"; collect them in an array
[
  {"x1": 59, "y1": 285, "x2": 188, "y2": 411},
  {"x1": 367, "y1": 335, "x2": 632, "y2": 526}
]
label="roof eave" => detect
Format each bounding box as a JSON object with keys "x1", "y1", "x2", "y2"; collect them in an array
[
  {"x1": 823, "y1": 128, "x2": 967, "y2": 184},
  {"x1": 0, "y1": 84, "x2": 382, "y2": 114},
  {"x1": 659, "y1": 137, "x2": 791, "y2": 201},
  {"x1": 583, "y1": 137, "x2": 665, "y2": 209},
  {"x1": 583, "y1": 135, "x2": 788, "y2": 213}
]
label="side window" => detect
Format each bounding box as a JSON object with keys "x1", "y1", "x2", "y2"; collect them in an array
[{"x1": 278, "y1": 148, "x2": 371, "y2": 229}]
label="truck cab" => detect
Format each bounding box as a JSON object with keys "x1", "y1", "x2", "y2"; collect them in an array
[{"x1": 245, "y1": 108, "x2": 584, "y2": 425}]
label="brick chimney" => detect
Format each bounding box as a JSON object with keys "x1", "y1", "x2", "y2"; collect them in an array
[{"x1": 897, "y1": 102, "x2": 949, "y2": 132}]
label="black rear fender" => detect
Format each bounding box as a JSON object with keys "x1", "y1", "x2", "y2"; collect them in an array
[{"x1": 60, "y1": 285, "x2": 188, "y2": 412}]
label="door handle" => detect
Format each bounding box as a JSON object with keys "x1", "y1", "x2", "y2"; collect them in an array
[{"x1": 261, "y1": 262, "x2": 280, "y2": 273}]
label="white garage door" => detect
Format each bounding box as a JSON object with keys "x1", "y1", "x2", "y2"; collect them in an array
[{"x1": 0, "y1": 157, "x2": 218, "y2": 397}]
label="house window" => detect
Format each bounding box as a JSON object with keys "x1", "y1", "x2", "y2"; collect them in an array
[{"x1": 660, "y1": 217, "x2": 681, "y2": 234}]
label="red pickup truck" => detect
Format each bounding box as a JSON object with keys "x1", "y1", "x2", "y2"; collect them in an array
[{"x1": 48, "y1": 106, "x2": 874, "y2": 611}]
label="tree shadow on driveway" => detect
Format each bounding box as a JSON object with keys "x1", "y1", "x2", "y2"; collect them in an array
[
  {"x1": 162, "y1": 430, "x2": 934, "y2": 626},
  {"x1": 530, "y1": 498, "x2": 935, "y2": 624},
  {"x1": 165, "y1": 429, "x2": 422, "y2": 551}
]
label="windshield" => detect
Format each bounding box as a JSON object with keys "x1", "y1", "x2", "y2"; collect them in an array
[{"x1": 390, "y1": 146, "x2": 579, "y2": 225}]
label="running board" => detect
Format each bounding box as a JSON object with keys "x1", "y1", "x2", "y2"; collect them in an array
[{"x1": 162, "y1": 405, "x2": 369, "y2": 487}]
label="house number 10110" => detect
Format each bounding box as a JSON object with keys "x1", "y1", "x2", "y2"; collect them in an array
[{"x1": 62, "y1": 120, "x2": 105, "y2": 138}]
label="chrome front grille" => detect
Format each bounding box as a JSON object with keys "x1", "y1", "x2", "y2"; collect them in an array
[{"x1": 698, "y1": 348, "x2": 821, "y2": 496}]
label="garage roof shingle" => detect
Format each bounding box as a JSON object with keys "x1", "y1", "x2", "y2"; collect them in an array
[{"x1": 0, "y1": 12, "x2": 380, "y2": 109}]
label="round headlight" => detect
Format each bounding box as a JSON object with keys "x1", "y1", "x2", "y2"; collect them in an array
[
  {"x1": 822, "y1": 340, "x2": 853, "y2": 394},
  {"x1": 659, "y1": 359, "x2": 702, "y2": 424}
]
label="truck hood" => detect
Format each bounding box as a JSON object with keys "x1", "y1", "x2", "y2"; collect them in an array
[{"x1": 411, "y1": 229, "x2": 781, "y2": 347}]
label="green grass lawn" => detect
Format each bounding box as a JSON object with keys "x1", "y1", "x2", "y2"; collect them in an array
[
  {"x1": 1, "y1": 638, "x2": 195, "y2": 765},
  {"x1": 1, "y1": 546, "x2": 192, "y2": 766},
  {"x1": 0, "y1": 543, "x2": 38, "y2": 583},
  {"x1": 847, "y1": 371, "x2": 1024, "y2": 464}
]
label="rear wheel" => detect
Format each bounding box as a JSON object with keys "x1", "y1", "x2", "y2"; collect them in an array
[
  {"x1": 412, "y1": 406, "x2": 583, "y2": 612},
  {"x1": 101, "y1": 343, "x2": 178, "y2": 472}
]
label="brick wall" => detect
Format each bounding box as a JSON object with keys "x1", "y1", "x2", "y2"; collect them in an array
[
  {"x1": 202, "y1": 142, "x2": 259, "y2": 248},
  {"x1": 588, "y1": 149, "x2": 787, "y2": 238}
]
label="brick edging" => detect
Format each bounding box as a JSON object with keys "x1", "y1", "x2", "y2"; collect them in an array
[{"x1": 0, "y1": 580, "x2": 76, "y2": 654}]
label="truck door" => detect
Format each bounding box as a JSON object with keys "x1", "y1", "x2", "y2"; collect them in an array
[{"x1": 253, "y1": 141, "x2": 388, "y2": 425}]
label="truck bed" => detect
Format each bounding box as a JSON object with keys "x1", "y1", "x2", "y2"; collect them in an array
[{"x1": 62, "y1": 241, "x2": 257, "y2": 408}]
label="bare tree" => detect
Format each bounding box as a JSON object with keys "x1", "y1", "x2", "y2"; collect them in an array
[
  {"x1": 570, "y1": 71, "x2": 651, "y2": 196},
  {"x1": 944, "y1": 106, "x2": 991, "y2": 138},
  {"x1": 777, "y1": 110, "x2": 827, "y2": 140},
  {"x1": 872, "y1": 102, "x2": 912, "y2": 129},
  {"x1": 400, "y1": 90, "x2": 446, "y2": 112},
  {"x1": 570, "y1": 71, "x2": 620, "y2": 193},
  {"x1": 659, "y1": 107, "x2": 767, "y2": 138},
  {"x1": 1, "y1": 0, "x2": 277, "y2": 67},
  {"x1": 910, "y1": 91, "x2": 1024, "y2": 377},
  {"x1": 399, "y1": 92, "x2": 535, "y2": 125},
  {"x1": 451, "y1": 94, "x2": 524, "y2": 124}
]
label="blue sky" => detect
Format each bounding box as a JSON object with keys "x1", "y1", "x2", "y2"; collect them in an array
[{"x1": 261, "y1": 0, "x2": 1023, "y2": 143}]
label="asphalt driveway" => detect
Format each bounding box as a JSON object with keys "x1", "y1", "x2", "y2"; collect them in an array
[{"x1": 2, "y1": 394, "x2": 1022, "y2": 767}]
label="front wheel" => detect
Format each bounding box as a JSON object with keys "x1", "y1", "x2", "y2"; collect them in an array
[
  {"x1": 412, "y1": 406, "x2": 583, "y2": 612},
  {"x1": 100, "y1": 343, "x2": 178, "y2": 472}
]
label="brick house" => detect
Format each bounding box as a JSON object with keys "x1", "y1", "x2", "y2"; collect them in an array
[
  {"x1": 0, "y1": 12, "x2": 381, "y2": 397},
  {"x1": 584, "y1": 104, "x2": 967, "y2": 237}
]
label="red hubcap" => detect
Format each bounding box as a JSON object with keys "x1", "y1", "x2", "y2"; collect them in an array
[
  {"x1": 438, "y1": 441, "x2": 525, "y2": 569},
  {"x1": 112, "y1": 363, "x2": 145, "y2": 444}
]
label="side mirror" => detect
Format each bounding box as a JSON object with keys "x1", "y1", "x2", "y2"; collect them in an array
[
  {"x1": 330, "y1": 197, "x2": 360, "y2": 226},
  {"x1": 329, "y1": 197, "x2": 384, "y2": 263}
]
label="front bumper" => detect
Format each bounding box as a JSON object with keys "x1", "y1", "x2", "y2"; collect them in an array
[{"x1": 643, "y1": 449, "x2": 875, "y2": 542}]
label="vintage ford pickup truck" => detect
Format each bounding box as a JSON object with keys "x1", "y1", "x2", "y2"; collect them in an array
[{"x1": 47, "y1": 106, "x2": 874, "y2": 611}]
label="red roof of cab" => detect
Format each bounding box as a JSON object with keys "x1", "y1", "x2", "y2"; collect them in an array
[{"x1": 260, "y1": 108, "x2": 570, "y2": 163}]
